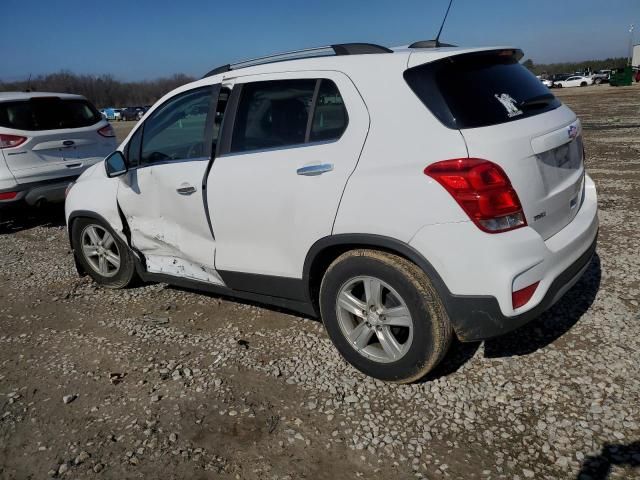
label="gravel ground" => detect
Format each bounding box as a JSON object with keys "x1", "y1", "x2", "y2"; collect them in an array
[{"x1": 0, "y1": 84, "x2": 639, "y2": 479}]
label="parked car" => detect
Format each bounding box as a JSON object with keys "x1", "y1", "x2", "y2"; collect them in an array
[
  {"x1": 540, "y1": 78, "x2": 553, "y2": 87},
  {"x1": 591, "y1": 70, "x2": 611, "y2": 85},
  {"x1": 65, "y1": 43, "x2": 598, "y2": 383},
  {"x1": 549, "y1": 74, "x2": 571, "y2": 84},
  {"x1": 120, "y1": 107, "x2": 146, "y2": 121},
  {"x1": 0, "y1": 92, "x2": 117, "y2": 207},
  {"x1": 553, "y1": 76, "x2": 593, "y2": 88},
  {"x1": 113, "y1": 108, "x2": 122, "y2": 121},
  {"x1": 100, "y1": 107, "x2": 117, "y2": 120}
]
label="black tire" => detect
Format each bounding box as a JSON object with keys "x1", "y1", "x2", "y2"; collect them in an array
[
  {"x1": 71, "y1": 217, "x2": 137, "y2": 289},
  {"x1": 319, "y1": 249, "x2": 452, "y2": 383},
  {"x1": 580, "y1": 82, "x2": 587, "y2": 87}
]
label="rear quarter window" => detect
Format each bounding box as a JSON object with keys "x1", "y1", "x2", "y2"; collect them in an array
[
  {"x1": 404, "y1": 50, "x2": 562, "y2": 129},
  {"x1": 0, "y1": 97, "x2": 103, "y2": 131}
]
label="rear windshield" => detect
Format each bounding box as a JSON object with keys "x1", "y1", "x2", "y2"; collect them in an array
[
  {"x1": 404, "y1": 50, "x2": 561, "y2": 129},
  {"x1": 0, "y1": 97, "x2": 102, "y2": 131}
]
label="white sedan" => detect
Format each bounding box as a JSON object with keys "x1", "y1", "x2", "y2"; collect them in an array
[{"x1": 553, "y1": 76, "x2": 593, "y2": 88}]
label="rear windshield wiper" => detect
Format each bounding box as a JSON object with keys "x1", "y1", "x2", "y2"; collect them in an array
[{"x1": 519, "y1": 94, "x2": 555, "y2": 109}]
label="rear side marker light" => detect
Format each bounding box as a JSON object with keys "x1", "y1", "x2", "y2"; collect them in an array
[
  {"x1": 98, "y1": 125, "x2": 116, "y2": 137},
  {"x1": 0, "y1": 134, "x2": 27, "y2": 149},
  {"x1": 0, "y1": 191, "x2": 18, "y2": 200},
  {"x1": 512, "y1": 282, "x2": 539, "y2": 309},
  {"x1": 424, "y1": 158, "x2": 527, "y2": 233}
]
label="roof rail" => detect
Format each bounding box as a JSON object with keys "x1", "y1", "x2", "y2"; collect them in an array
[{"x1": 202, "y1": 43, "x2": 392, "y2": 78}]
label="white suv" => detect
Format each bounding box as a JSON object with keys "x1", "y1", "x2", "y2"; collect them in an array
[
  {"x1": 65, "y1": 43, "x2": 598, "y2": 383},
  {"x1": 0, "y1": 92, "x2": 117, "y2": 207}
]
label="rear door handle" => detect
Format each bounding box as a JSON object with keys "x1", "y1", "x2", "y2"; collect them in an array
[
  {"x1": 296, "y1": 163, "x2": 334, "y2": 176},
  {"x1": 176, "y1": 185, "x2": 197, "y2": 195}
]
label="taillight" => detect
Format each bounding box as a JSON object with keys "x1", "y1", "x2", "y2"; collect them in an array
[
  {"x1": 424, "y1": 158, "x2": 527, "y2": 233},
  {"x1": 0, "y1": 134, "x2": 27, "y2": 149},
  {"x1": 512, "y1": 282, "x2": 539, "y2": 309},
  {"x1": 0, "y1": 191, "x2": 18, "y2": 200},
  {"x1": 98, "y1": 125, "x2": 115, "y2": 137}
]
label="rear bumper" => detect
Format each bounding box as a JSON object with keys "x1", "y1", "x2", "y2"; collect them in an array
[
  {"x1": 0, "y1": 176, "x2": 77, "y2": 208},
  {"x1": 410, "y1": 174, "x2": 599, "y2": 342},
  {"x1": 444, "y1": 234, "x2": 596, "y2": 341}
]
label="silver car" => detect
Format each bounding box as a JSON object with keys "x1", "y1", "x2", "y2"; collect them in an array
[{"x1": 0, "y1": 92, "x2": 117, "y2": 207}]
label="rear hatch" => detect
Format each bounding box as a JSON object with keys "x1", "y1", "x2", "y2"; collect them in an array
[
  {"x1": 405, "y1": 49, "x2": 585, "y2": 239},
  {"x1": 0, "y1": 97, "x2": 115, "y2": 183}
]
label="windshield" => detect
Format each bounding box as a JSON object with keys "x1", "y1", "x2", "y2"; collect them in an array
[{"x1": 404, "y1": 50, "x2": 562, "y2": 129}]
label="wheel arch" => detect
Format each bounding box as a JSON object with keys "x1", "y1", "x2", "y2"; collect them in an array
[
  {"x1": 303, "y1": 234, "x2": 454, "y2": 318},
  {"x1": 67, "y1": 207, "x2": 135, "y2": 276}
]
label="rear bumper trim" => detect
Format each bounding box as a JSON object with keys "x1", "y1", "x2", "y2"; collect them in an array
[
  {"x1": 0, "y1": 175, "x2": 79, "y2": 207},
  {"x1": 448, "y1": 232, "x2": 597, "y2": 342}
]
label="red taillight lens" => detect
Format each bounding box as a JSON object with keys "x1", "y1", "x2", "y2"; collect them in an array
[
  {"x1": 98, "y1": 125, "x2": 115, "y2": 137},
  {"x1": 0, "y1": 134, "x2": 27, "y2": 149},
  {"x1": 424, "y1": 158, "x2": 527, "y2": 233},
  {"x1": 0, "y1": 191, "x2": 18, "y2": 200},
  {"x1": 512, "y1": 282, "x2": 539, "y2": 309}
]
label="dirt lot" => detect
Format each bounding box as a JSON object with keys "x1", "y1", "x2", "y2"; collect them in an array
[{"x1": 1, "y1": 84, "x2": 639, "y2": 479}]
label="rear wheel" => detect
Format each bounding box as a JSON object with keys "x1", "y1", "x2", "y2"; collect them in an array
[
  {"x1": 72, "y1": 217, "x2": 136, "y2": 289},
  {"x1": 319, "y1": 249, "x2": 452, "y2": 383}
]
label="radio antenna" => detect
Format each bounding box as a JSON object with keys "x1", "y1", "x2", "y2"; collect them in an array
[{"x1": 434, "y1": 0, "x2": 454, "y2": 47}]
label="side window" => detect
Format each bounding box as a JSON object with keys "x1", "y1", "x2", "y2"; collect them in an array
[
  {"x1": 212, "y1": 87, "x2": 231, "y2": 154},
  {"x1": 230, "y1": 79, "x2": 316, "y2": 153},
  {"x1": 141, "y1": 87, "x2": 212, "y2": 165},
  {"x1": 126, "y1": 126, "x2": 143, "y2": 167},
  {"x1": 310, "y1": 80, "x2": 348, "y2": 142}
]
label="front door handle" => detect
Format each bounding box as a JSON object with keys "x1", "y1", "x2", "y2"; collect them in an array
[
  {"x1": 176, "y1": 185, "x2": 197, "y2": 195},
  {"x1": 296, "y1": 163, "x2": 334, "y2": 176}
]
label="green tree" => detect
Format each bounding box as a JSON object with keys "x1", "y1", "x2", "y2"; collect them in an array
[{"x1": 522, "y1": 59, "x2": 535, "y2": 71}]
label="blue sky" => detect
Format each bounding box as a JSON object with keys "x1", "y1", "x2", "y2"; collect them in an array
[{"x1": 1, "y1": 0, "x2": 637, "y2": 81}]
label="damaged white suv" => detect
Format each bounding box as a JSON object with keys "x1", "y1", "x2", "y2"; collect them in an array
[{"x1": 65, "y1": 43, "x2": 598, "y2": 383}]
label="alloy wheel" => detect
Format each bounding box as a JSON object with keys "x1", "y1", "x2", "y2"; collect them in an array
[
  {"x1": 335, "y1": 276, "x2": 414, "y2": 363},
  {"x1": 80, "y1": 225, "x2": 120, "y2": 278}
]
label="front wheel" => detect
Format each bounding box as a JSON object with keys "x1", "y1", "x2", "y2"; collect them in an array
[
  {"x1": 580, "y1": 82, "x2": 587, "y2": 87},
  {"x1": 319, "y1": 250, "x2": 452, "y2": 383},
  {"x1": 72, "y1": 217, "x2": 137, "y2": 289}
]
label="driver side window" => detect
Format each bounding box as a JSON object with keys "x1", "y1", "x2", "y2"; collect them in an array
[{"x1": 141, "y1": 87, "x2": 212, "y2": 165}]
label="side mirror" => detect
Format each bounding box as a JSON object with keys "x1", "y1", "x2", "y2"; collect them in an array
[{"x1": 105, "y1": 151, "x2": 128, "y2": 178}]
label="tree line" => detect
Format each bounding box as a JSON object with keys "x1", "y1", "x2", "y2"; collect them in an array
[
  {"x1": 0, "y1": 71, "x2": 196, "y2": 108},
  {"x1": 522, "y1": 57, "x2": 629, "y2": 76}
]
